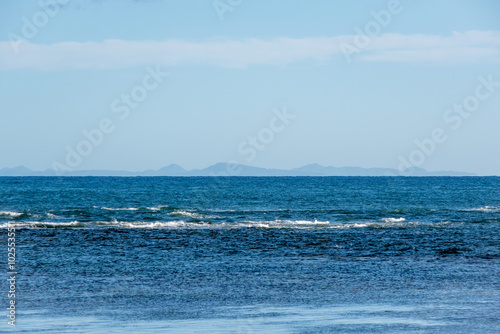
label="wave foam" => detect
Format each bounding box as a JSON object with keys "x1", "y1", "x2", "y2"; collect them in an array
[
  {"x1": 105, "y1": 220, "x2": 190, "y2": 229},
  {"x1": 170, "y1": 210, "x2": 219, "y2": 219},
  {"x1": 380, "y1": 217, "x2": 406, "y2": 223},
  {"x1": 0, "y1": 221, "x2": 83, "y2": 228},
  {"x1": 103, "y1": 219, "x2": 330, "y2": 229},
  {"x1": 0, "y1": 211, "x2": 23, "y2": 217},
  {"x1": 99, "y1": 207, "x2": 139, "y2": 211},
  {"x1": 1, "y1": 219, "x2": 455, "y2": 230},
  {"x1": 239, "y1": 220, "x2": 330, "y2": 229},
  {"x1": 466, "y1": 206, "x2": 500, "y2": 212},
  {"x1": 2, "y1": 219, "x2": 330, "y2": 229},
  {"x1": 146, "y1": 205, "x2": 173, "y2": 211}
]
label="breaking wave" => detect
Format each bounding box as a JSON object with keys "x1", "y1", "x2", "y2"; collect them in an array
[
  {"x1": 170, "y1": 210, "x2": 219, "y2": 219},
  {"x1": 98, "y1": 207, "x2": 140, "y2": 211},
  {"x1": 380, "y1": 217, "x2": 406, "y2": 223},
  {"x1": 1, "y1": 219, "x2": 453, "y2": 230},
  {"x1": 0, "y1": 211, "x2": 23, "y2": 217},
  {"x1": 465, "y1": 206, "x2": 500, "y2": 212}
]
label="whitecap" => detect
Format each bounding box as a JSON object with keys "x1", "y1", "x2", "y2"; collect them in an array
[
  {"x1": 2, "y1": 221, "x2": 84, "y2": 228},
  {"x1": 238, "y1": 219, "x2": 330, "y2": 229},
  {"x1": 328, "y1": 223, "x2": 373, "y2": 229},
  {"x1": 146, "y1": 205, "x2": 172, "y2": 211},
  {"x1": 100, "y1": 207, "x2": 139, "y2": 211},
  {"x1": 380, "y1": 217, "x2": 406, "y2": 223},
  {"x1": 0, "y1": 211, "x2": 23, "y2": 217},
  {"x1": 466, "y1": 206, "x2": 500, "y2": 212},
  {"x1": 170, "y1": 210, "x2": 219, "y2": 219},
  {"x1": 32, "y1": 221, "x2": 83, "y2": 228},
  {"x1": 96, "y1": 220, "x2": 208, "y2": 229},
  {"x1": 123, "y1": 221, "x2": 189, "y2": 229}
]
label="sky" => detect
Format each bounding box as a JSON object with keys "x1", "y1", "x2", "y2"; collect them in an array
[{"x1": 0, "y1": 0, "x2": 499, "y2": 175}]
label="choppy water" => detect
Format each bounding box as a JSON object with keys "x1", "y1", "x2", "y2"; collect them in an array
[{"x1": 1, "y1": 177, "x2": 499, "y2": 333}]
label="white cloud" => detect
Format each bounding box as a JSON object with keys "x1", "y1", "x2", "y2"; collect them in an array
[
  {"x1": 1, "y1": 31, "x2": 499, "y2": 70},
  {"x1": 359, "y1": 31, "x2": 500, "y2": 64}
]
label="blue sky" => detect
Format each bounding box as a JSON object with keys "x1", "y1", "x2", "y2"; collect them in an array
[{"x1": 1, "y1": 0, "x2": 499, "y2": 175}]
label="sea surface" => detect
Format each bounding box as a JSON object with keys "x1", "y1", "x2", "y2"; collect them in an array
[{"x1": 0, "y1": 176, "x2": 499, "y2": 333}]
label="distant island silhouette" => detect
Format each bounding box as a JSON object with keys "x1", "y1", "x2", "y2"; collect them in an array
[{"x1": 0, "y1": 163, "x2": 476, "y2": 177}]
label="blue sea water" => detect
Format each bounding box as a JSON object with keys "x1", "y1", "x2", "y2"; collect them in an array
[{"x1": 0, "y1": 176, "x2": 499, "y2": 333}]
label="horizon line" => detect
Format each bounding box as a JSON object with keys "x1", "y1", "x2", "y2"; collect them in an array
[{"x1": 0, "y1": 162, "x2": 488, "y2": 176}]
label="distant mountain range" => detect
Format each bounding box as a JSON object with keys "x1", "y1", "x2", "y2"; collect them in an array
[{"x1": 0, "y1": 163, "x2": 476, "y2": 177}]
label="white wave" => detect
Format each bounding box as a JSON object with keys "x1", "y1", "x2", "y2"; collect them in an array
[
  {"x1": 239, "y1": 219, "x2": 330, "y2": 229},
  {"x1": 0, "y1": 211, "x2": 23, "y2": 217},
  {"x1": 34, "y1": 221, "x2": 83, "y2": 228},
  {"x1": 2, "y1": 221, "x2": 83, "y2": 228},
  {"x1": 171, "y1": 210, "x2": 204, "y2": 219},
  {"x1": 329, "y1": 220, "x2": 445, "y2": 229},
  {"x1": 329, "y1": 223, "x2": 372, "y2": 229},
  {"x1": 1, "y1": 219, "x2": 448, "y2": 230},
  {"x1": 440, "y1": 221, "x2": 452, "y2": 225},
  {"x1": 380, "y1": 217, "x2": 406, "y2": 223},
  {"x1": 288, "y1": 220, "x2": 329, "y2": 225},
  {"x1": 100, "y1": 207, "x2": 139, "y2": 211},
  {"x1": 170, "y1": 210, "x2": 219, "y2": 219},
  {"x1": 121, "y1": 221, "x2": 189, "y2": 229},
  {"x1": 83, "y1": 219, "x2": 331, "y2": 229},
  {"x1": 146, "y1": 205, "x2": 171, "y2": 211},
  {"x1": 95, "y1": 220, "x2": 207, "y2": 229},
  {"x1": 239, "y1": 222, "x2": 271, "y2": 228},
  {"x1": 466, "y1": 206, "x2": 500, "y2": 212}
]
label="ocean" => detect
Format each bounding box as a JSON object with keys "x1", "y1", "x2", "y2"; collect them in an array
[{"x1": 1, "y1": 176, "x2": 499, "y2": 333}]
